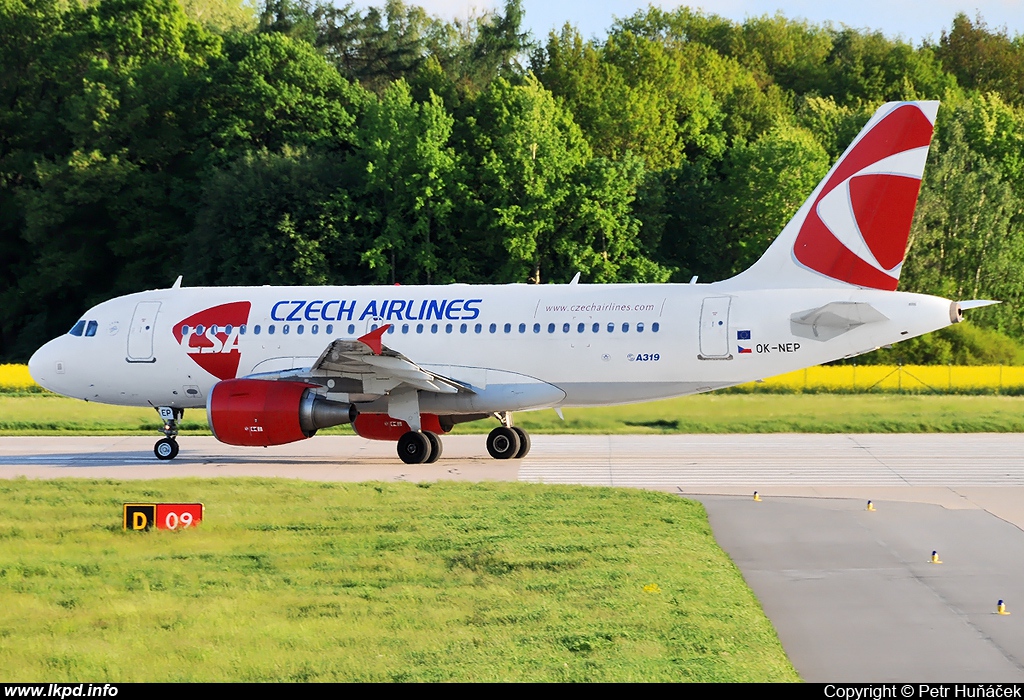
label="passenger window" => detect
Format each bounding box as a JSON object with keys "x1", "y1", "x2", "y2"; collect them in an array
[
  {"x1": 592, "y1": 323, "x2": 599, "y2": 333},
  {"x1": 622, "y1": 323, "x2": 629, "y2": 332},
  {"x1": 85, "y1": 320, "x2": 98, "y2": 337},
  {"x1": 577, "y1": 323, "x2": 585, "y2": 333},
  {"x1": 346, "y1": 324, "x2": 354, "y2": 335},
  {"x1": 268, "y1": 325, "x2": 275, "y2": 335},
  {"x1": 387, "y1": 325, "x2": 395, "y2": 334},
  {"x1": 533, "y1": 323, "x2": 540, "y2": 333},
  {"x1": 562, "y1": 323, "x2": 570, "y2": 333},
  {"x1": 254, "y1": 325, "x2": 261, "y2": 335},
  {"x1": 607, "y1": 323, "x2": 614, "y2": 333},
  {"x1": 637, "y1": 322, "x2": 644, "y2": 333},
  {"x1": 69, "y1": 321, "x2": 86, "y2": 336},
  {"x1": 652, "y1": 322, "x2": 660, "y2": 333},
  {"x1": 431, "y1": 323, "x2": 438, "y2": 334},
  {"x1": 547, "y1": 323, "x2": 555, "y2": 333},
  {"x1": 459, "y1": 323, "x2": 467, "y2": 334},
  {"x1": 210, "y1": 325, "x2": 219, "y2": 335},
  {"x1": 326, "y1": 324, "x2": 334, "y2": 335},
  {"x1": 297, "y1": 325, "x2": 304, "y2": 335},
  {"x1": 180, "y1": 325, "x2": 190, "y2": 337},
  {"x1": 240, "y1": 324, "x2": 246, "y2": 335},
  {"x1": 416, "y1": 323, "x2": 423, "y2": 334},
  {"x1": 486, "y1": 323, "x2": 493, "y2": 333},
  {"x1": 504, "y1": 323, "x2": 511, "y2": 333},
  {"x1": 402, "y1": 324, "x2": 409, "y2": 334},
  {"x1": 225, "y1": 324, "x2": 233, "y2": 335},
  {"x1": 283, "y1": 325, "x2": 290, "y2": 335},
  {"x1": 446, "y1": 323, "x2": 453, "y2": 333},
  {"x1": 195, "y1": 325, "x2": 205, "y2": 335},
  {"x1": 310, "y1": 324, "x2": 317, "y2": 334},
  {"x1": 519, "y1": 323, "x2": 526, "y2": 333}
]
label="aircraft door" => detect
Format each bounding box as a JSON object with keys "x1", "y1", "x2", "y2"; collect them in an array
[
  {"x1": 127, "y1": 301, "x2": 161, "y2": 362},
  {"x1": 698, "y1": 297, "x2": 731, "y2": 359}
]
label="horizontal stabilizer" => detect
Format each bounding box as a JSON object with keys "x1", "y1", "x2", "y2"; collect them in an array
[{"x1": 791, "y1": 302, "x2": 888, "y2": 342}]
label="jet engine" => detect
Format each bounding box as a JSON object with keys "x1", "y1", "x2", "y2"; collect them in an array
[{"x1": 207, "y1": 379, "x2": 355, "y2": 447}]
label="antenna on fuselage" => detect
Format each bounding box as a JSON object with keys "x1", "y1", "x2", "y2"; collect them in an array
[
  {"x1": 171, "y1": 275, "x2": 182, "y2": 289},
  {"x1": 569, "y1": 272, "x2": 581, "y2": 285}
]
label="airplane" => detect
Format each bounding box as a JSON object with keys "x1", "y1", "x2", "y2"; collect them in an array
[{"x1": 27, "y1": 100, "x2": 995, "y2": 464}]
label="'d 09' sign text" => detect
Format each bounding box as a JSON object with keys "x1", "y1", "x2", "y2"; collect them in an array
[{"x1": 123, "y1": 503, "x2": 204, "y2": 531}]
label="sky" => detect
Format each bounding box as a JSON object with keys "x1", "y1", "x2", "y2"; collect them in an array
[{"x1": 403, "y1": 1, "x2": 1024, "y2": 45}]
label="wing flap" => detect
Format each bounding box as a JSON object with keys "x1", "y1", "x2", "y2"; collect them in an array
[{"x1": 300, "y1": 336, "x2": 470, "y2": 396}]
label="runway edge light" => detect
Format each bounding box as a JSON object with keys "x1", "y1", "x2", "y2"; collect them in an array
[
  {"x1": 753, "y1": 491, "x2": 761, "y2": 502},
  {"x1": 866, "y1": 500, "x2": 876, "y2": 511},
  {"x1": 123, "y1": 503, "x2": 204, "y2": 531},
  {"x1": 930, "y1": 551, "x2": 942, "y2": 564},
  {"x1": 997, "y1": 600, "x2": 1011, "y2": 615}
]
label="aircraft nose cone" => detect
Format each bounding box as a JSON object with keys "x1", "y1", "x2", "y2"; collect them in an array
[{"x1": 28, "y1": 339, "x2": 61, "y2": 393}]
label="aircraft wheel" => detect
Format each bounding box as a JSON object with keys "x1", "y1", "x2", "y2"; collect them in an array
[
  {"x1": 486, "y1": 426, "x2": 521, "y2": 460},
  {"x1": 511, "y1": 427, "x2": 531, "y2": 459},
  {"x1": 423, "y1": 431, "x2": 443, "y2": 463},
  {"x1": 154, "y1": 438, "x2": 179, "y2": 461},
  {"x1": 398, "y1": 431, "x2": 431, "y2": 465}
]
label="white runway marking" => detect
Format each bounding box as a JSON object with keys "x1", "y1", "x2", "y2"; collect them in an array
[{"x1": 517, "y1": 434, "x2": 1024, "y2": 487}]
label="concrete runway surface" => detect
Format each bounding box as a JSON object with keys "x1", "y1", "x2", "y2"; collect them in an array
[{"x1": 3, "y1": 433, "x2": 1024, "y2": 681}]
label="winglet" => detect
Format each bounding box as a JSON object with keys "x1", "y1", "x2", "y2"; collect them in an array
[{"x1": 357, "y1": 325, "x2": 391, "y2": 355}]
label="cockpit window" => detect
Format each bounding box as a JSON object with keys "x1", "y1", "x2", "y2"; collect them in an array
[
  {"x1": 85, "y1": 320, "x2": 98, "y2": 337},
  {"x1": 69, "y1": 321, "x2": 86, "y2": 336}
]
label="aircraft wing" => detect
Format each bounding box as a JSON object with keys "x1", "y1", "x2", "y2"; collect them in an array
[{"x1": 305, "y1": 325, "x2": 468, "y2": 395}]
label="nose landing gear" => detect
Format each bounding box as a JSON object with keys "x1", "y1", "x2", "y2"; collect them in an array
[{"x1": 154, "y1": 406, "x2": 182, "y2": 460}]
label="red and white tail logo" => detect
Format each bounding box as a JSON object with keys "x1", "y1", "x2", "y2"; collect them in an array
[
  {"x1": 172, "y1": 302, "x2": 251, "y2": 380},
  {"x1": 726, "y1": 101, "x2": 938, "y2": 291}
]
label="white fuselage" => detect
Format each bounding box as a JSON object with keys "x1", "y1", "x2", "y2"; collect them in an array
[{"x1": 29, "y1": 282, "x2": 957, "y2": 414}]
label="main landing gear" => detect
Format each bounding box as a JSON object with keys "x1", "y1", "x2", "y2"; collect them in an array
[
  {"x1": 395, "y1": 413, "x2": 531, "y2": 464},
  {"x1": 154, "y1": 406, "x2": 182, "y2": 460},
  {"x1": 486, "y1": 426, "x2": 530, "y2": 460},
  {"x1": 397, "y1": 430, "x2": 443, "y2": 465},
  {"x1": 487, "y1": 411, "x2": 530, "y2": 460}
]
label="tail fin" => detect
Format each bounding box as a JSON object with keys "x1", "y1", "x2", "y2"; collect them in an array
[{"x1": 724, "y1": 101, "x2": 938, "y2": 291}]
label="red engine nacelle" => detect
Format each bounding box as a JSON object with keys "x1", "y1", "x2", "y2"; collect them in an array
[
  {"x1": 207, "y1": 379, "x2": 355, "y2": 447},
  {"x1": 353, "y1": 413, "x2": 449, "y2": 441}
]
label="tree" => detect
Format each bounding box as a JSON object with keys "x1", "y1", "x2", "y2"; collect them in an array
[
  {"x1": 354, "y1": 80, "x2": 460, "y2": 284},
  {"x1": 190, "y1": 147, "x2": 360, "y2": 286},
  {"x1": 459, "y1": 75, "x2": 667, "y2": 285},
  {"x1": 1, "y1": 0, "x2": 224, "y2": 359},
  {"x1": 902, "y1": 116, "x2": 1024, "y2": 337},
  {"x1": 936, "y1": 13, "x2": 1024, "y2": 108}
]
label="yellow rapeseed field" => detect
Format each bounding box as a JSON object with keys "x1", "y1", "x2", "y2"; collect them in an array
[
  {"x1": 747, "y1": 365, "x2": 1024, "y2": 391},
  {"x1": 0, "y1": 364, "x2": 35, "y2": 391}
]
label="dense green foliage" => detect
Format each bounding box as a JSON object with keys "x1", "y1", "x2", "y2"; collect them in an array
[
  {"x1": 0, "y1": 479, "x2": 798, "y2": 681},
  {"x1": 2, "y1": 0, "x2": 1023, "y2": 361}
]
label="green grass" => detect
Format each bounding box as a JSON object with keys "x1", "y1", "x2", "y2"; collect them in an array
[
  {"x1": 4, "y1": 393, "x2": 1024, "y2": 435},
  {"x1": 0, "y1": 479, "x2": 798, "y2": 682}
]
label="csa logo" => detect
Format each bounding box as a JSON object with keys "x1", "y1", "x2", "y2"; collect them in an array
[
  {"x1": 793, "y1": 103, "x2": 935, "y2": 291},
  {"x1": 173, "y1": 301, "x2": 251, "y2": 380}
]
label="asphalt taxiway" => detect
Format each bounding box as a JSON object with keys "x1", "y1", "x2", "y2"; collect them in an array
[{"x1": 3, "y1": 433, "x2": 1023, "y2": 681}]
